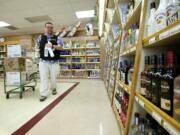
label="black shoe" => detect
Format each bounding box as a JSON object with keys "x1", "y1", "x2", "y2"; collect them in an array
[
  {"x1": 52, "y1": 89, "x2": 57, "y2": 95},
  {"x1": 40, "y1": 96, "x2": 47, "y2": 102}
]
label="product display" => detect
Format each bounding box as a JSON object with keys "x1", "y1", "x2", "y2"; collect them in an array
[{"x1": 103, "y1": 0, "x2": 180, "y2": 134}]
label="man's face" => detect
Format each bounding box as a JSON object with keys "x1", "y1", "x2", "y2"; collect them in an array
[{"x1": 45, "y1": 23, "x2": 53, "y2": 35}]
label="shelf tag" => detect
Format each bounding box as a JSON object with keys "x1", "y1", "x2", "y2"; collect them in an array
[
  {"x1": 149, "y1": 37, "x2": 156, "y2": 44},
  {"x1": 135, "y1": 96, "x2": 139, "y2": 102},
  {"x1": 159, "y1": 31, "x2": 170, "y2": 40},
  {"x1": 139, "y1": 99, "x2": 145, "y2": 108},
  {"x1": 170, "y1": 25, "x2": 180, "y2": 36},
  {"x1": 163, "y1": 122, "x2": 179, "y2": 135},
  {"x1": 152, "y1": 112, "x2": 162, "y2": 124}
]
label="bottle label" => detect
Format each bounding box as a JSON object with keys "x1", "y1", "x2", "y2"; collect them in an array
[
  {"x1": 166, "y1": 4, "x2": 179, "y2": 25},
  {"x1": 155, "y1": 12, "x2": 167, "y2": 31},
  {"x1": 161, "y1": 98, "x2": 171, "y2": 111},
  {"x1": 140, "y1": 75, "x2": 147, "y2": 96}
]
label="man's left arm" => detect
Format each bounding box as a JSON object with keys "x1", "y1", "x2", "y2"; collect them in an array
[{"x1": 53, "y1": 36, "x2": 64, "y2": 50}]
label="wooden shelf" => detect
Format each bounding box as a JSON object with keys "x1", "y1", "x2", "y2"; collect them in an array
[
  {"x1": 135, "y1": 93, "x2": 180, "y2": 135},
  {"x1": 143, "y1": 20, "x2": 180, "y2": 48},
  {"x1": 120, "y1": 45, "x2": 136, "y2": 57},
  {"x1": 116, "y1": 80, "x2": 131, "y2": 95},
  {"x1": 112, "y1": 104, "x2": 125, "y2": 135},
  {"x1": 123, "y1": 1, "x2": 142, "y2": 29},
  {"x1": 71, "y1": 47, "x2": 86, "y2": 50},
  {"x1": 60, "y1": 69, "x2": 71, "y2": 71},
  {"x1": 71, "y1": 69, "x2": 86, "y2": 71},
  {"x1": 86, "y1": 69, "x2": 101, "y2": 71},
  {"x1": 86, "y1": 62, "x2": 100, "y2": 64},
  {"x1": 59, "y1": 62, "x2": 72, "y2": 64},
  {"x1": 71, "y1": 62, "x2": 86, "y2": 64}
]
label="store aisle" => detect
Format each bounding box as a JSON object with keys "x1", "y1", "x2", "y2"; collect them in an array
[{"x1": 27, "y1": 79, "x2": 121, "y2": 135}]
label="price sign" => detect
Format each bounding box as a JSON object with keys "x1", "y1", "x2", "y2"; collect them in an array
[
  {"x1": 135, "y1": 96, "x2": 139, "y2": 102},
  {"x1": 170, "y1": 25, "x2": 180, "y2": 36},
  {"x1": 149, "y1": 37, "x2": 156, "y2": 44},
  {"x1": 139, "y1": 100, "x2": 145, "y2": 108},
  {"x1": 163, "y1": 122, "x2": 179, "y2": 135},
  {"x1": 159, "y1": 31, "x2": 170, "y2": 40},
  {"x1": 152, "y1": 112, "x2": 162, "y2": 124}
]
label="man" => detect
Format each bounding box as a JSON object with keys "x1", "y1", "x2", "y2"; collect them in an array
[{"x1": 37, "y1": 22, "x2": 63, "y2": 102}]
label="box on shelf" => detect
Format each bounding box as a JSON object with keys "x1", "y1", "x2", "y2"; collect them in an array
[
  {"x1": 7, "y1": 44, "x2": 26, "y2": 57},
  {"x1": 6, "y1": 72, "x2": 26, "y2": 85},
  {"x1": 4, "y1": 57, "x2": 26, "y2": 71}
]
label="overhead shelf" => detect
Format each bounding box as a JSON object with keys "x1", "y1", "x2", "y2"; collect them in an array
[
  {"x1": 116, "y1": 80, "x2": 131, "y2": 95},
  {"x1": 143, "y1": 20, "x2": 180, "y2": 48},
  {"x1": 120, "y1": 45, "x2": 136, "y2": 57},
  {"x1": 135, "y1": 93, "x2": 180, "y2": 135}
]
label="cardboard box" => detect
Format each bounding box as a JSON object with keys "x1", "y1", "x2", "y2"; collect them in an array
[
  {"x1": 7, "y1": 44, "x2": 26, "y2": 57},
  {"x1": 6, "y1": 72, "x2": 26, "y2": 85},
  {"x1": 4, "y1": 58, "x2": 26, "y2": 71}
]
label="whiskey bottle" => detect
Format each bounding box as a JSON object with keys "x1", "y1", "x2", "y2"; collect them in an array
[
  {"x1": 160, "y1": 51, "x2": 179, "y2": 116},
  {"x1": 151, "y1": 54, "x2": 165, "y2": 107},
  {"x1": 130, "y1": 113, "x2": 141, "y2": 135}
]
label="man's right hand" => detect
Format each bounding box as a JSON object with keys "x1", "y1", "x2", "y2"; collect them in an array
[{"x1": 45, "y1": 43, "x2": 52, "y2": 48}]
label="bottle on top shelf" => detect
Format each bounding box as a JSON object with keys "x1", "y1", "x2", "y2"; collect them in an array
[
  {"x1": 160, "y1": 51, "x2": 180, "y2": 116},
  {"x1": 147, "y1": 1, "x2": 156, "y2": 37},
  {"x1": 155, "y1": 0, "x2": 169, "y2": 32},
  {"x1": 166, "y1": 0, "x2": 180, "y2": 26}
]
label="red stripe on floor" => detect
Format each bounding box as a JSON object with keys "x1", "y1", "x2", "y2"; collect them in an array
[{"x1": 12, "y1": 82, "x2": 79, "y2": 135}]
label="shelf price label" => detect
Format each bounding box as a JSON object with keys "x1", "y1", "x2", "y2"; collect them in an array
[
  {"x1": 139, "y1": 99, "x2": 145, "y2": 108},
  {"x1": 163, "y1": 122, "x2": 179, "y2": 135},
  {"x1": 159, "y1": 31, "x2": 170, "y2": 40},
  {"x1": 170, "y1": 25, "x2": 180, "y2": 36},
  {"x1": 148, "y1": 37, "x2": 156, "y2": 44},
  {"x1": 152, "y1": 112, "x2": 162, "y2": 124},
  {"x1": 135, "y1": 96, "x2": 139, "y2": 102}
]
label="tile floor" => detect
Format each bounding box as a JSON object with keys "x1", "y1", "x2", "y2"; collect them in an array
[{"x1": 0, "y1": 79, "x2": 121, "y2": 135}]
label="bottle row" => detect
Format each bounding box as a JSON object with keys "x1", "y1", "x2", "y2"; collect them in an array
[
  {"x1": 59, "y1": 58, "x2": 100, "y2": 63},
  {"x1": 140, "y1": 51, "x2": 180, "y2": 122}
]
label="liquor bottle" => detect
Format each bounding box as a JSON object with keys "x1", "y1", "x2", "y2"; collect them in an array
[
  {"x1": 155, "y1": 0, "x2": 169, "y2": 32},
  {"x1": 140, "y1": 118, "x2": 145, "y2": 135},
  {"x1": 130, "y1": 113, "x2": 141, "y2": 135},
  {"x1": 144, "y1": 114, "x2": 152, "y2": 135},
  {"x1": 123, "y1": 60, "x2": 130, "y2": 85},
  {"x1": 146, "y1": 55, "x2": 157, "y2": 101},
  {"x1": 141, "y1": 56, "x2": 150, "y2": 97},
  {"x1": 128, "y1": 61, "x2": 134, "y2": 86},
  {"x1": 147, "y1": 1, "x2": 156, "y2": 36},
  {"x1": 118, "y1": 61, "x2": 123, "y2": 81},
  {"x1": 151, "y1": 54, "x2": 165, "y2": 107},
  {"x1": 160, "y1": 51, "x2": 180, "y2": 116},
  {"x1": 166, "y1": 0, "x2": 180, "y2": 26}
]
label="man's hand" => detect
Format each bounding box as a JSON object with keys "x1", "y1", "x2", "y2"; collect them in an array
[
  {"x1": 53, "y1": 45, "x2": 62, "y2": 50},
  {"x1": 45, "y1": 43, "x2": 52, "y2": 48}
]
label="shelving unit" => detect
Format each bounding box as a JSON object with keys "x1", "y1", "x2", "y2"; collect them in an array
[
  {"x1": 102, "y1": 0, "x2": 180, "y2": 134},
  {"x1": 60, "y1": 36, "x2": 101, "y2": 79}
]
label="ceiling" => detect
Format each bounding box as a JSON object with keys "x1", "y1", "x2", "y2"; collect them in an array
[{"x1": 0, "y1": 0, "x2": 97, "y2": 36}]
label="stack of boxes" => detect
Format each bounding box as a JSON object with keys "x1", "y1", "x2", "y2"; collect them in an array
[
  {"x1": 4, "y1": 45, "x2": 26, "y2": 85},
  {"x1": 4, "y1": 44, "x2": 36, "y2": 85}
]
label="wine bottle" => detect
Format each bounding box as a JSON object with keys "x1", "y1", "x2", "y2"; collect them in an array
[
  {"x1": 151, "y1": 54, "x2": 165, "y2": 107},
  {"x1": 160, "y1": 51, "x2": 179, "y2": 116}
]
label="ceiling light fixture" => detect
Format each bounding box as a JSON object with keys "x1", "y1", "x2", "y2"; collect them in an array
[
  {"x1": 98, "y1": 0, "x2": 106, "y2": 37},
  {"x1": 0, "y1": 21, "x2": 10, "y2": 27},
  {"x1": 75, "y1": 10, "x2": 95, "y2": 18}
]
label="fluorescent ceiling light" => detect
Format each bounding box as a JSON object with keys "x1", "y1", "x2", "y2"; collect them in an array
[
  {"x1": 0, "y1": 21, "x2": 10, "y2": 27},
  {"x1": 99, "y1": 0, "x2": 106, "y2": 36},
  {"x1": 75, "y1": 10, "x2": 95, "y2": 18}
]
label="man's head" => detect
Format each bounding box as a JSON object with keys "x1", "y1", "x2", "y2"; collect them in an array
[{"x1": 44, "y1": 22, "x2": 54, "y2": 35}]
